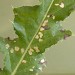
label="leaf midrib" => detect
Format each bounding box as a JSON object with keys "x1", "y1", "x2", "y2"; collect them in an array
[{"x1": 11, "y1": 0, "x2": 55, "y2": 75}]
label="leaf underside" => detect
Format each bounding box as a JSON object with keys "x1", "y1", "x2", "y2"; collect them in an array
[{"x1": 0, "y1": 0, "x2": 75, "y2": 75}]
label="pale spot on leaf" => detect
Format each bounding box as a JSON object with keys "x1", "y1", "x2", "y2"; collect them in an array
[
  {"x1": 35, "y1": 59, "x2": 37, "y2": 61},
  {"x1": 5, "y1": 44, "x2": 10, "y2": 49},
  {"x1": 39, "y1": 34, "x2": 43, "y2": 38},
  {"x1": 38, "y1": 67, "x2": 42, "y2": 71},
  {"x1": 42, "y1": 20, "x2": 48, "y2": 26},
  {"x1": 28, "y1": 50, "x2": 32, "y2": 55},
  {"x1": 32, "y1": 66, "x2": 35, "y2": 69},
  {"x1": 21, "y1": 48, "x2": 25, "y2": 54},
  {"x1": 42, "y1": 25, "x2": 50, "y2": 30},
  {"x1": 42, "y1": 22, "x2": 46, "y2": 26},
  {"x1": 28, "y1": 48, "x2": 34, "y2": 55},
  {"x1": 44, "y1": 20, "x2": 48, "y2": 23},
  {"x1": 15, "y1": 46, "x2": 19, "y2": 51},
  {"x1": 55, "y1": 2, "x2": 64, "y2": 8},
  {"x1": 36, "y1": 73, "x2": 38, "y2": 75},
  {"x1": 47, "y1": 15, "x2": 50, "y2": 18},
  {"x1": 39, "y1": 39, "x2": 43, "y2": 42},
  {"x1": 40, "y1": 59, "x2": 45, "y2": 63},
  {"x1": 1, "y1": 68, "x2": 3, "y2": 70},
  {"x1": 29, "y1": 69, "x2": 33, "y2": 72},
  {"x1": 38, "y1": 32, "x2": 42, "y2": 35},
  {"x1": 14, "y1": 41, "x2": 16, "y2": 43},
  {"x1": 22, "y1": 60, "x2": 27, "y2": 64},
  {"x1": 10, "y1": 48, "x2": 14, "y2": 53},
  {"x1": 38, "y1": 32, "x2": 43, "y2": 38},
  {"x1": 34, "y1": 46, "x2": 40, "y2": 53},
  {"x1": 35, "y1": 35, "x2": 39, "y2": 39},
  {"x1": 30, "y1": 48, "x2": 34, "y2": 52},
  {"x1": 40, "y1": 27, "x2": 44, "y2": 31},
  {"x1": 52, "y1": 15, "x2": 55, "y2": 19},
  {"x1": 59, "y1": 2, "x2": 64, "y2": 8}
]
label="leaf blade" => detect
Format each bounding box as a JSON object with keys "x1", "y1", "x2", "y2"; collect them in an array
[
  {"x1": 11, "y1": 0, "x2": 55, "y2": 75},
  {"x1": 0, "y1": 0, "x2": 75, "y2": 75}
]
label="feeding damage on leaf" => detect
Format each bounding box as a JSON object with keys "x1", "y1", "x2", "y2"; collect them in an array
[
  {"x1": 55, "y1": 2, "x2": 65, "y2": 8},
  {"x1": 0, "y1": 0, "x2": 75, "y2": 75}
]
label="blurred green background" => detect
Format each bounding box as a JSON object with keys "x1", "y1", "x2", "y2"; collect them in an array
[{"x1": 0, "y1": 0, "x2": 75, "y2": 75}]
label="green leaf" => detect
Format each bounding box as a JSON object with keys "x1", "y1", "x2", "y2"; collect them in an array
[
  {"x1": 0, "y1": 38, "x2": 46, "y2": 75},
  {"x1": 0, "y1": 37, "x2": 11, "y2": 74},
  {"x1": 0, "y1": 0, "x2": 75, "y2": 75},
  {"x1": 49, "y1": 0, "x2": 75, "y2": 21}
]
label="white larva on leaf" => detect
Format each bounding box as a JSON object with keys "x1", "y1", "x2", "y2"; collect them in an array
[
  {"x1": 5, "y1": 44, "x2": 10, "y2": 49},
  {"x1": 55, "y1": 3, "x2": 59, "y2": 6},
  {"x1": 55, "y1": 2, "x2": 64, "y2": 8},
  {"x1": 15, "y1": 46, "x2": 19, "y2": 51},
  {"x1": 10, "y1": 48, "x2": 14, "y2": 53},
  {"x1": 59, "y1": 2, "x2": 64, "y2": 8},
  {"x1": 22, "y1": 60, "x2": 27, "y2": 64}
]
